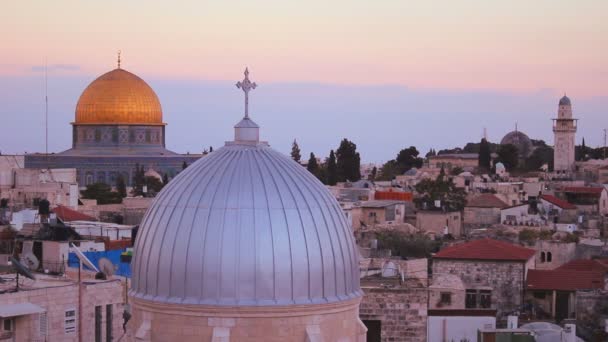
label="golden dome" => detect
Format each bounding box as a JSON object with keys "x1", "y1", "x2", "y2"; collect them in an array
[{"x1": 74, "y1": 68, "x2": 164, "y2": 125}]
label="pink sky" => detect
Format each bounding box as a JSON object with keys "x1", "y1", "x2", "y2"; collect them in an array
[{"x1": 2, "y1": 1, "x2": 607, "y2": 96}]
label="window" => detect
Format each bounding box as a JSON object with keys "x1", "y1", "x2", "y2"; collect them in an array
[
  {"x1": 440, "y1": 292, "x2": 452, "y2": 305},
  {"x1": 465, "y1": 290, "x2": 477, "y2": 308},
  {"x1": 547, "y1": 252, "x2": 552, "y2": 262},
  {"x1": 3, "y1": 319, "x2": 12, "y2": 331},
  {"x1": 540, "y1": 252, "x2": 546, "y2": 263},
  {"x1": 466, "y1": 289, "x2": 492, "y2": 309},
  {"x1": 64, "y1": 309, "x2": 76, "y2": 334},
  {"x1": 95, "y1": 306, "x2": 102, "y2": 342},
  {"x1": 479, "y1": 290, "x2": 491, "y2": 308},
  {"x1": 39, "y1": 312, "x2": 47, "y2": 337},
  {"x1": 106, "y1": 304, "x2": 113, "y2": 342}
]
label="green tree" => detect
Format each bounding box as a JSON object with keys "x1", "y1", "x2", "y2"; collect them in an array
[
  {"x1": 396, "y1": 146, "x2": 423, "y2": 173},
  {"x1": 132, "y1": 164, "x2": 146, "y2": 196},
  {"x1": 116, "y1": 175, "x2": 127, "y2": 199},
  {"x1": 414, "y1": 171, "x2": 467, "y2": 211},
  {"x1": 335, "y1": 139, "x2": 361, "y2": 182},
  {"x1": 81, "y1": 183, "x2": 122, "y2": 204},
  {"x1": 496, "y1": 144, "x2": 519, "y2": 171},
  {"x1": 326, "y1": 150, "x2": 338, "y2": 185},
  {"x1": 143, "y1": 176, "x2": 164, "y2": 197},
  {"x1": 307, "y1": 153, "x2": 322, "y2": 182},
  {"x1": 162, "y1": 173, "x2": 169, "y2": 185},
  {"x1": 209, "y1": 146, "x2": 213, "y2": 153},
  {"x1": 426, "y1": 148, "x2": 437, "y2": 157},
  {"x1": 478, "y1": 138, "x2": 491, "y2": 171},
  {"x1": 291, "y1": 139, "x2": 302, "y2": 163},
  {"x1": 525, "y1": 146, "x2": 554, "y2": 171},
  {"x1": 368, "y1": 166, "x2": 377, "y2": 181},
  {"x1": 377, "y1": 231, "x2": 441, "y2": 258},
  {"x1": 378, "y1": 160, "x2": 399, "y2": 181}
]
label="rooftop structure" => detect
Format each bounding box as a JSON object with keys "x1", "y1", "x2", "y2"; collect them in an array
[{"x1": 434, "y1": 238, "x2": 535, "y2": 262}]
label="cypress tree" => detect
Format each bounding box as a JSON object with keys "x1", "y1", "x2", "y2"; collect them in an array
[
  {"x1": 327, "y1": 150, "x2": 338, "y2": 185},
  {"x1": 291, "y1": 139, "x2": 302, "y2": 162},
  {"x1": 335, "y1": 138, "x2": 361, "y2": 182},
  {"x1": 478, "y1": 138, "x2": 491, "y2": 171}
]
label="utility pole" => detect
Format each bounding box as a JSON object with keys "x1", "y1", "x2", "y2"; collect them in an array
[{"x1": 602, "y1": 128, "x2": 607, "y2": 159}]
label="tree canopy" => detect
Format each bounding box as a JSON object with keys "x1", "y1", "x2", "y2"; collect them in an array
[
  {"x1": 496, "y1": 144, "x2": 519, "y2": 171},
  {"x1": 336, "y1": 138, "x2": 361, "y2": 182},
  {"x1": 378, "y1": 146, "x2": 423, "y2": 181},
  {"x1": 81, "y1": 183, "x2": 122, "y2": 204},
  {"x1": 326, "y1": 150, "x2": 338, "y2": 185},
  {"x1": 478, "y1": 138, "x2": 491, "y2": 171},
  {"x1": 291, "y1": 139, "x2": 302, "y2": 162},
  {"x1": 414, "y1": 170, "x2": 467, "y2": 211}
]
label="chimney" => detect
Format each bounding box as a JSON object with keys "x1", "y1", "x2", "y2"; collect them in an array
[{"x1": 563, "y1": 324, "x2": 576, "y2": 342}]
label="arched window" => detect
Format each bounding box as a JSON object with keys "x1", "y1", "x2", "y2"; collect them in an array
[
  {"x1": 547, "y1": 252, "x2": 552, "y2": 262},
  {"x1": 540, "y1": 251, "x2": 546, "y2": 263}
]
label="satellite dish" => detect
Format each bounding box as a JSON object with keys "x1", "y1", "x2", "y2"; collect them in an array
[
  {"x1": 22, "y1": 253, "x2": 39, "y2": 271},
  {"x1": 99, "y1": 258, "x2": 115, "y2": 277},
  {"x1": 10, "y1": 256, "x2": 36, "y2": 280},
  {"x1": 70, "y1": 243, "x2": 99, "y2": 273}
]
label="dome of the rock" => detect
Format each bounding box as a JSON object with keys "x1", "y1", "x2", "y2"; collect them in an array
[{"x1": 74, "y1": 68, "x2": 163, "y2": 125}]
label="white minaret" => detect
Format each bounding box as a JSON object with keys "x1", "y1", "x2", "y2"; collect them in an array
[{"x1": 552, "y1": 95, "x2": 577, "y2": 173}]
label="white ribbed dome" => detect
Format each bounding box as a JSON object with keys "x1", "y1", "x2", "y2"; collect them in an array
[{"x1": 130, "y1": 141, "x2": 362, "y2": 306}]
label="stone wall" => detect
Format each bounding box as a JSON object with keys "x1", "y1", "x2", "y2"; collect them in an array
[
  {"x1": 432, "y1": 259, "x2": 527, "y2": 320},
  {"x1": 0, "y1": 279, "x2": 124, "y2": 342},
  {"x1": 463, "y1": 207, "x2": 501, "y2": 226},
  {"x1": 533, "y1": 240, "x2": 576, "y2": 270},
  {"x1": 575, "y1": 289, "x2": 608, "y2": 341},
  {"x1": 416, "y1": 211, "x2": 462, "y2": 237},
  {"x1": 359, "y1": 282, "x2": 428, "y2": 342},
  {"x1": 127, "y1": 297, "x2": 366, "y2": 342}
]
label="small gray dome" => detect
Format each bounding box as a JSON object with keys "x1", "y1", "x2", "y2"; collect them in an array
[
  {"x1": 559, "y1": 95, "x2": 571, "y2": 106},
  {"x1": 130, "y1": 142, "x2": 362, "y2": 306}
]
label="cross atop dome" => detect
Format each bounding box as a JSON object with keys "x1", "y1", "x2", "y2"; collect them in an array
[
  {"x1": 233, "y1": 68, "x2": 261, "y2": 144},
  {"x1": 236, "y1": 67, "x2": 257, "y2": 119},
  {"x1": 117, "y1": 50, "x2": 121, "y2": 69}
]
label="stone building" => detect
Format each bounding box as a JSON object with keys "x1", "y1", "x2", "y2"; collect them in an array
[
  {"x1": 432, "y1": 238, "x2": 536, "y2": 320},
  {"x1": 359, "y1": 276, "x2": 427, "y2": 342},
  {"x1": 533, "y1": 240, "x2": 577, "y2": 270},
  {"x1": 552, "y1": 95, "x2": 577, "y2": 173},
  {"x1": 126, "y1": 70, "x2": 366, "y2": 341},
  {"x1": 427, "y1": 153, "x2": 478, "y2": 172},
  {"x1": 0, "y1": 269, "x2": 124, "y2": 342},
  {"x1": 463, "y1": 193, "x2": 508, "y2": 229},
  {"x1": 25, "y1": 58, "x2": 200, "y2": 186},
  {"x1": 416, "y1": 210, "x2": 462, "y2": 237},
  {"x1": 351, "y1": 200, "x2": 407, "y2": 230},
  {"x1": 0, "y1": 155, "x2": 79, "y2": 210},
  {"x1": 525, "y1": 259, "x2": 608, "y2": 323}
]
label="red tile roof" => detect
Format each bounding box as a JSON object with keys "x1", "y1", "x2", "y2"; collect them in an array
[
  {"x1": 527, "y1": 269, "x2": 604, "y2": 291},
  {"x1": 556, "y1": 259, "x2": 608, "y2": 273},
  {"x1": 540, "y1": 194, "x2": 577, "y2": 210},
  {"x1": 563, "y1": 187, "x2": 604, "y2": 196},
  {"x1": 52, "y1": 205, "x2": 96, "y2": 222},
  {"x1": 466, "y1": 194, "x2": 508, "y2": 208},
  {"x1": 433, "y1": 238, "x2": 535, "y2": 262}
]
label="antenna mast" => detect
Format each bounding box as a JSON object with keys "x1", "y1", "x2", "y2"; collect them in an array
[
  {"x1": 603, "y1": 128, "x2": 608, "y2": 159},
  {"x1": 45, "y1": 61, "x2": 49, "y2": 165}
]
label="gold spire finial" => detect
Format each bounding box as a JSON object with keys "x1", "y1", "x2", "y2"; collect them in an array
[{"x1": 117, "y1": 50, "x2": 121, "y2": 69}]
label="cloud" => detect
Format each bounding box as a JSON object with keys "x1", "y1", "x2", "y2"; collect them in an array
[{"x1": 30, "y1": 64, "x2": 81, "y2": 72}]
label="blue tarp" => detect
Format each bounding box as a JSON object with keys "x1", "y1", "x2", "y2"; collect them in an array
[{"x1": 68, "y1": 249, "x2": 132, "y2": 278}]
